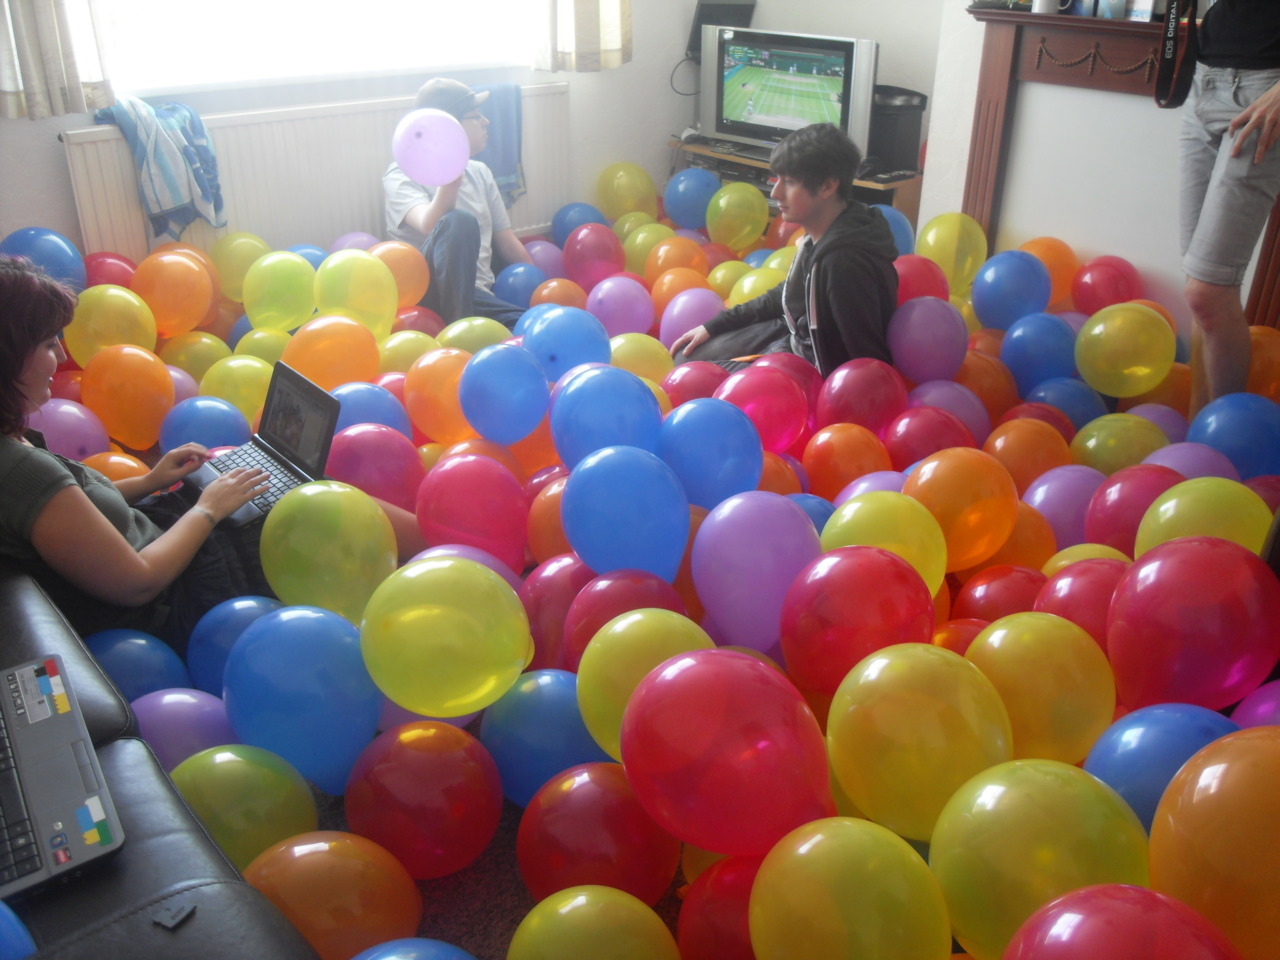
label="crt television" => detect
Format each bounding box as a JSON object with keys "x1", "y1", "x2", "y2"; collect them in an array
[{"x1": 698, "y1": 24, "x2": 878, "y2": 160}]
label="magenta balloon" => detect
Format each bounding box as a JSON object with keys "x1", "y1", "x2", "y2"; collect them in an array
[
  {"x1": 131, "y1": 688, "x2": 238, "y2": 772},
  {"x1": 409, "y1": 543, "x2": 523, "y2": 593},
  {"x1": 564, "y1": 223, "x2": 627, "y2": 293},
  {"x1": 661, "y1": 361, "x2": 730, "y2": 407},
  {"x1": 325, "y1": 422, "x2": 426, "y2": 511},
  {"x1": 525, "y1": 240, "x2": 566, "y2": 279},
  {"x1": 886, "y1": 295, "x2": 968, "y2": 383},
  {"x1": 713, "y1": 366, "x2": 808, "y2": 454},
  {"x1": 1231, "y1": 680, "x2": 1280, "y2": 727},
  {"x1": 815, "y1": 357, "x2": 909, "y2": 434},
  {"x1": 752, "y1": 352, "x2": 824, "y2": 413},
  {"x1": 391, "y1": 107, "x2": 470, "y2": 187},
  {"x1": 1245, "y1": 474, "x2": 1280, "y2": 512},
  {"x1": 690, "y1": 491, "x2": 822, "y2": 651},
  {"x1": 1142, "y1": 441, "x2": 1241, "y2": 481},
  {"x1": 659, "y1": 286, "x2": 725, "y2": 348},
  {"x1": 881, "y1": 406, "x2": 976, "y2": 472},
  {"x1": 585, "y1": 274, "x2": 654, "y2": 336},
  {"x1": 833, "y1": 470, "x2": 906, "y2": 506},
  {"x1": 31, "y1": 398, "x2": 110, "y2": 460},
  {"x1": 1127, "y1": 403, "x2": 1188, "y2": 444},
  {"x1": 908, "y1": 379, "x2": 992, "y2": 444},
  {"x1": 1022, "y1": 464, "x2": 1107, "y2": 548}
]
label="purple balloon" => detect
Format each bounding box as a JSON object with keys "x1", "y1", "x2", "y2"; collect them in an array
[
  {"x1": 409, "y1": 543, "x2": 523, "y2": 592},
  {"x1": 675, "y1": 228, "x2": 708, "y2": 242},
  {"x1": 1127, "y1": 403, "x2": 1188, "y2": 444},
  {"x1": 1231, "y1": 680, "x2": 1280, "y2": 727},
  {"x1": 131, "y1": 688, "x2": 238, "y2": 772},
  {"x1": 525, "y1": 239, "x2": 566, "y2": 279},
  {"x1": 30, "y1": 398, "x2": 109, "y2": 460},
  {"x1": 833, "y1": 470, "x2": 906, "y2": 506},
  {"x1": 378, "y1": 696, "x2": 479, "y2": 732},
  {"x1": 1057, "y1": 310, "x2": 1089, "y2": 334},
  {"x1": 690, "y1": 491, "x2": 822, "y2": 651},
  {"x1": 886, "y1": 296, "x2": 968, "y2": 383},
  {"x1": 1142, "y1": 441, "x2": 1241, "y2": 481},
  {"x1": 659, "y1": 286, "x2": 726, "y2": 348},
  {"x1": 168, "y1": 364, "x2": 199, "y2": 404},
  {"x1": 329, "y1": 231, "x2": 379, "y2": 252},
  {"x1": 908, "y1": 379, "x2": 992, "y2": 444},
  {"x1": 391, "y1": 108, "x2": 469, "y2": 187},
  {"x1": 1022, "y1": 464, "x2": 1107, "y2": 548},
  {"x1": 585, "y1": 275, "x2": 654, "y2": 337}
]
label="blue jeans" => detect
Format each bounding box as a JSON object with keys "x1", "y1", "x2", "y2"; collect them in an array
[{"x1": 419, "y1": 210, "x2": 525, "y2": 329}]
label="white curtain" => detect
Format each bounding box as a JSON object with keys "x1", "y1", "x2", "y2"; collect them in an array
[
  {"x1": 0, "y1": 0, "x2": 112, "y2": 119},
  {"x1": 538, "y1": 0, "x2": 632, "y2": 73}
]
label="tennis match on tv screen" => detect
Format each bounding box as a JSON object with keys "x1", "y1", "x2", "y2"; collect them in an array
[{"x1": 721, "y1": 41, "x2": 844, "y2": 130}]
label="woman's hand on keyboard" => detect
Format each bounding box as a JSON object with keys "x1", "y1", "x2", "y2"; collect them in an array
[{"x1": 196, "y1": 467, "x2": 271, "y2": 522}]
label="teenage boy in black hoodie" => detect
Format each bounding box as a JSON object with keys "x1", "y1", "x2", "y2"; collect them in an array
[{"x1": 670, "y1": 122, "x2": 899, "y2": 377}]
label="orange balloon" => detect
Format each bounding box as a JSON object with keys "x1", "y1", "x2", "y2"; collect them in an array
[
  {"x1": 758, "y1": 450, "x2": 802, "y2": 495},
  {"x1": 933, "y1": 576, "x2": 952, "y2": 626},
  {"x1": 674, "y1": 504, "x2": 708, "y2": 624},
  {"x1": 902, "y1": 447, "x2": 1019, "y2": 573},
  {"x1": 644, "y1": 236, "x2": 710, "y2": 284},
  {"x1": 1116, "y1": 361, "x2": 1191, "y2": 417},
  {"x1": 1131, "y1": 298, "x2": 1177, "y2": 331},
  {"x1": 952, "y1": 500, "x2": 1057, "y2": 582},
  {"x1": 152, "y1": 241, "x2": 222, "y2": 296},
  {"x1": 1018, "y1": 236, "x2": 1079, "y2": 308},
  {"x1": 199, "y1": 297, "x2": 242, "y2": 341},
  {"x1": 403, "y1": 348, "x2": 477, "y2": 445},
  {"x1": 130, "y1": 250, "x2": 217, "y2": 339},
  {"x1": 527, "y1": 476, "x2": 571, "y2": 564},
  {"x1": 280, "y1": 315, "x2": 380, "y2": 390},
  {"x1": 954, "y1": 349, "x2": 1021, "y2": 421},
  {"x1": 244, "y1": 831, "x2": 422, "y2": 960},
  {"x1": 441, "y1": 437, "x2": 525, "y2": 483},
  {"x1": 933, "y1": 617, "x2": 988, "y2": 656},
  {"x1": 369, "y1": 240, "x2": 431, "y2": 309},
  {"x1": 1150, "y1": 726, "x2": 1280, "y2": 960},
  {"x1": 508, "y1": 413, "x2": 561, "y2": 477},
  {"x1": 801, "y1": 423, "x2": 893, "y2": 501},
  {"x1": 982, "y1": 417, "x2": 1073, "y2": 496},
  {"x1": 82, "y1": 450, "x2": 149, "y2": 481},
  {"x1": 650, "y1": 267, "x2": 710, "y2": 321},
  {"x1": 80, "y1": 344, "x2": 174, "y2": 451},
  {"x1": 968, "y1": 327, "x2": 1004, "y2": 358},
  {"x1": 530, "y1": 277, "x2": 588, "y2": 309},
  {"x1": 766, "y1": 215, "x2": 801, "y2": 248},
  {"x1": 1247, "y1": 324, "x2": 1280, "y2": 401}
]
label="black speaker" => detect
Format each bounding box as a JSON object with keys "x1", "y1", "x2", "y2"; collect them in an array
[{"x1": 686, "y1": 0, "x2": 756, "y2": 61}]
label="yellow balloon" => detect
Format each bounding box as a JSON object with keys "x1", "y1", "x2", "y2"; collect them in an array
[
  {"x1": 930, "y1": 759, "x2": 1148, "y2": 960},
  {"x1": 210, "y1": 231, "x2": 271, "y2": 303},
  {"x1": 260, "y1": 481, "x2": 397, "y2": 624},
  {"x1": 953, "y1": 294, "x2": 980, "y2": 333},
  {"x1": 596, "y1": 162, "x2": 660, "y2": 222},
  {"x1": 706, "y1": 182, "x2": 770, "y2": 251},
  {"x1": 158, "y1": 331, "x2": 231, "y2": 383},
  {"x1": 234, "y1": 327, "x2": 292, "y2": 366},
  {"x1": 613, "y1": 210, "x2": 657, "y2": 243},
  {"x1": 965, "y1": 612, "x2": 1115, "y2": 763},
  {"x1": 507, "y1": 885, "x2": 680, "y2": 960},
  {"x1": 1075, "y1": 302, "x2": 1176, "y2": 398},
  {"x1": 359, "y1": 557, "x2": 532, "y2": 717},
  {"x1": 1041, "y1": 542, "x2": 1131, "y2": 574},
  {"x1": 242, "y1": 250, "x2": 316, "y2": 331},
  {"x1": 762, "y1": 246, "x2": 798, "y2": 273},
  {"x1": 610, "y1": 333, "x2": 673, "y2": 382},
  {"x1": 623, "y1": 223, "x2": 676, "y2": 275},
  {"x1": 827, "y1": 644, "x2": 1012, "y2": 841},
  {"x1": 379, "y1": 329, "x2": 439, "y2": 373},
  {"x1": 577, "y1": 608, "x2": 715, "y2": 760},
  {"x1": 199, "y1": 354, "x2": 274, "y2": 422},
  {"x1": 707, "y1": 260, "x2": 753, "y2": 300},
  {"x1": 680, "y1": 843, "x2": 726, "y2": 885},
  {"x1": 820, "y1": 491, "x2": 948, "y2": 596},
  {"x1": 64, "y1": 284, "x2": 157, "y2": 367},
  {"x1": 1069, "y1": 412, "x2": 1168, "y2": 475},
  {"x1": 1134, "y1": 476, "x2": 1272, "y2": 557},
  {"x1": 915, "y1": 212, "x2": 988, "y2": 293},
  {"x1": 435, "y1": 316, "x2": 510, "y2": 354},
  {"x1": 640, "y1": 376, "x2": 672, "y2": 415},
  {"x1": 313, "y1": 249, "x2": 399, "y2": 340},
  {"x1": 749, "y1": 817, "x2": 952, "y2": 960},
  {"x1": 726, "y1": 267, "x2": 785, "y2": 308}
]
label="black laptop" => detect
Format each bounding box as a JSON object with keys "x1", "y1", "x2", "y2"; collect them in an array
[{"x1": 181, "y1": 362, "x2": 340, "y2": 526}]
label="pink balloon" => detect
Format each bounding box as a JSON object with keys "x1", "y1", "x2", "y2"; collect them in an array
[
  {"x1": 564, "y1": 223, "x2": 626, "y2": 293},
  {"x1": 1231, "y1": 679, "x2": 1280, "y2": 727},
  {"x1": 391, "y1": 108, "x2": 470, "y2": 187},
  {"x1": 713, "y1": 366, "x2": 808, "y2": 454},
  {"x1": 415, "y1": 453, "x2": 529, "y2": 574},
  {"x1": 326, "y1": 423, "x2": 426, "y2": 512},
  {"x1": 815, "y1": 357, "x2": 909, "y2": 434},
  {"x1": 585, "y1": 274, "x2": 653, "y2": 336},
  {"x1": 1083, "y1": 463, "x2": 1185, "y2": 557},
  {"x1": 659, "y1": 287, "x2": 725, "y2": 348},
  {"x1": 661, "y1": 361, "x2": 730, "y2": 407},
  {"x1": 524, "y1": 239, "x2": 566, "y2": 279}
]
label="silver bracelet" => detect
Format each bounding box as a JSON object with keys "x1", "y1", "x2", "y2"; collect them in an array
[{"x1": 192, "y1": 506, "x2": 218, "y2": 528}]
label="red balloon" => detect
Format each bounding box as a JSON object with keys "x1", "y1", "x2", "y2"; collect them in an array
[
  {"x1": 661, "y1": 360, "x2": 730, "y2": 407},
  {"x1": 524, "y1": 463, "x2": 569, "y2": 502},
  {"x1": 894, "y1": 253, "x2": 950, "y2": 304},
  {"x1": 392, "y1": 304, "x2": 446, "y2": 337},
  {"x1": 997, "y1": 401, "x2": 1078, "y2": 442},
  {"x1": 561, "y1": 568, "x2": 687, "y2": 672},
  {"x1": 620, "y1": 649, "x2": 834, "y2": 857},
  {"x1": 1245, "y1": 474, "x2": 1280, "y2": 513},
  {"x1": 1034, "y1": 557, "x2": 1129, "y2": 650},
  {"x1": 780, "y1": 546, "x2": 936, "y2": 698},
  {"x1": 677, "y1": 855, "x2": 762, "y2": 960},
  {"x1": 952, "y1": 563, "x2": 1048, "y2": 621},
  {"x1": 563, "y1": 222, "x2": 626, "y2": 291},
  {"x1": 1084, "y1": 463, "x2": 1187, "y2": 558},
  {"x1": 752, "y1": 352, "x2": 823, "y2": 417},
  {"x1": 517, "y1": 762, "x2": 681, "y2": 905},
  {"x1": 414, "y1": 453, "x2": 529, "y2": 574},
  {"x1": 701, "y1": 242, "x2": 738, "y2": 271},
  {"x1": 815, "y1": 357, "x2": 909, "y2": 434},
  {"x1": 344, "y1": 721, "x2": 503, "y2": 880},
  {"x1": 1107, "y1": 536, "x2": 1280, "y2": 711},
  {"x1": 881, "y1": 406, "x2": 976, "y2": 472},
  {"x1": 1072, "y1": 255, "x2": 1144, "y2": 315},
  {"x1": 1004, "y1": 883, "x2": 1243, "y2": 960},
  {"x1": 713, "y1": 366, "x2": 809, "y2": 454},
  {"x1": 520, "y1": 553, "x2": 596, "y2": 671},
  {"x1": 84, "y1": 251, "x2": 137, "y2": 288}
]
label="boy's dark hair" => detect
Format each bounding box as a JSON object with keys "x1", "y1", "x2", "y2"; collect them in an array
[
  {"x1": 0, "y1": 256, "x2": 76, "y2": 437},
  {"x1": 770, "y1": 123, "x2": 862, "y2": 202}
]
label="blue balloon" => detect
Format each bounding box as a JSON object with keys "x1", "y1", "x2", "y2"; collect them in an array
[
  {"x1": 744, "y1": 248, "x2": 773, "y2": 268},
  {"x1": 186, "y1": 595, "x2": 284, "y2": 694},
  {"x1": 83, "y1": 629, "x2": 192, "y2": 703},
  {"x1": 1026, "y1": 376, "x2": 1108, "y2": 430},
  {"x1": 492, "y1": 262, "x2": 548, "y2": 309},
  {"x1": 513, "y1": 302, "x2": 558, "y2": 337},
  {"x1": 520, "y1": 305, "x2": 612, "y2": 382},
  {"x1": 551, "y1": 202, "x2": 609, "y2": 248},
  {"x1": 658, "y1": 397, "x2": 763, "y2": 509},
  {"x1": 352, "y1": 939, "x2": 478, "y2": 960},
  {"x1": 788, "y1": 492, "x2": 836, "y2": 532},
  {"x1": 551, "y1": 365, "x2": 663, "y2": 468},
  {"x1": 969, "y1": 250, "x2": 1052, "y2": 331},
  {"x1": 227, "y1": 314, "x2": 253, "y2": 349},
  {"x1": 0, "y1": 227, "x2": 86, "y2": 291},
  {"x1": 331, "y1": 381, "x2": 412, "y2": 437},
  {"x1": 1187, "y1": 391, "x2": 1280, "y2": 480},
  {"x1": 287, "y1": 244, "x2": 329, "y2": 270},
  {"x1": 478, "y1": 669, "x2": 611, "y2": 806},
  {"x1": 663, "y1": 167, "x2": 722, "y2": 230},
  {"x1": 998, "y1": 312, "x2": 1078, "y2": 398},
  {"x1": 872, "y1": 204, "x2": 914, "y2": 257},
  {"x1": 1084, "y1": 703, "x2": 1238, "y2": 830},
  {"x1": 562, "y1": 445, "x2": 690, "y2": 581},
  {"x1": 0, "y1": 900, "x2": 35, "y2": 960},
  {"x1": 458, "y1": 343, "x2": 550, "y2": 446},
  {"x1": 159, "y1": 396, "x2": 251, "y2": 453},
  {"x1": 222, "y1": 606, "x2": 380, "y2": 794}
]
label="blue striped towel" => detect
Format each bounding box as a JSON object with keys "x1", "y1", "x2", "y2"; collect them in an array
[
  {"x1": 474, "y1": 83, "x2": 526, "y2": 208},
  {"x1": 94, "y1": 97, "x2": 226, "y2": 240}
]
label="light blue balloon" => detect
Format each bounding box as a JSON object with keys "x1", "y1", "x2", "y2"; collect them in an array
[
  {"x1": 744, "y1": 248, "x2": 773, "y2": 268},
  {"x1": 159, "y1": 396, "x2": 251, "y2": 453},
  {"x1": 562, "y1": 446, "x2": 690, "y2": 581},
  {"x1": 351, "y1": 939, "x2": 478, "y2": 960},
  {"x1": 872, "y1": 204, "x2": 914, "y2": 257},
  {"x1": 658, "y1": 397, "x2": 763, "y2": 509},
  {"x1": 970, "y1": 249, "x2": 1052, "y2": 331},
  {"x1": 331, "y1": 381, "x2": 413, "y2": 437},
  {"x1": 187, "y1": 595, "x2": 284, "y2": 695},
  {"x1": 287, "y1": 244, "x2": 329, "y2": 270},
  {"x1": 520, "y1": 305, "x2": 612, "y2": 382},
  {"x1": 788, "y1": 492, "x2": 836, "y2": 532},
  {"x1": 458, "y1": 343, "x2": 550, "y2": 446},
  {"x1": 551, "y1": 202, "x2": 609, "y2": 248},
  {"x1": 550, "y1": 364, "x2": 662, "y2": 468},
  {"x1": 663, "y1": 167, "x2": 721, "y2": 230}
]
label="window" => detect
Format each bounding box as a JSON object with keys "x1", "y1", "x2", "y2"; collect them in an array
[{"x1": 97, "y1": 0, "x2": 542, "y2": 96}]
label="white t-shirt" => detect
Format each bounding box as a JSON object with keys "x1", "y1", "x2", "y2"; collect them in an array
[{"x1": 383, "y1": 159, "x2": 511, "y2": 291}]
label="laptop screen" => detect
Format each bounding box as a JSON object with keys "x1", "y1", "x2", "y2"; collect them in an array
[{"x1": 256, "y1": 363, "x2": 340, "y2": 477}]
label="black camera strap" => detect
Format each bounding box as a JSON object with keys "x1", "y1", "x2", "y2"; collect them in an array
[{"x1": 1155, "y1": 0, "x2": 1199, "y2": 108}]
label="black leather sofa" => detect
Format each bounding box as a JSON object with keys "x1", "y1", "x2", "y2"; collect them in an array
[{"x1": 0, "y1": 561, "x2": 319, "y2": 959}]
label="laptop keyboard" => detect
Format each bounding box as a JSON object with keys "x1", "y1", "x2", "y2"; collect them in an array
[
  {"x1": 210, "y1": 445, "x2": 306, "y2": 509},
  {"x1": 0, "y1": 710, "x2": 41, "y2": 884}
]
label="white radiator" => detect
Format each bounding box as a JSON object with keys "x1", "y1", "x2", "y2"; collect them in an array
[{"x1": 61, "y1": 82, "x2": 571, "y2": 263}]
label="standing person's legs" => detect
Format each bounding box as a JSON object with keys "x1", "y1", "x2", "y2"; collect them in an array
[{"x1": 420, "y1": 210, "x2": 482, "y2": 323}]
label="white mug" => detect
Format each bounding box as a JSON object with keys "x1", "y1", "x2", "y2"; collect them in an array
[{"x1": 1031, "y1": 0, "x2": 1072, "y2": 12}]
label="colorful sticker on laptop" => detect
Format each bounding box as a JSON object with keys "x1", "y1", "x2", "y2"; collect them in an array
[{"x1": 76, "y1": 796, "x2": 113, "y2": 846}]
